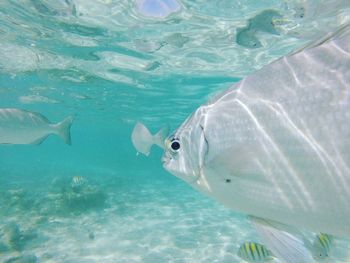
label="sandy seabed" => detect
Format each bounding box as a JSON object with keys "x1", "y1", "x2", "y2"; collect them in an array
[{"x1": 0, "y1": 173, "x2": 258, "y2": 263}]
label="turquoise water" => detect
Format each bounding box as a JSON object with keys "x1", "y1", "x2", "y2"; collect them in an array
[{"x1": 0, "y1": 1, "x2": 349, "y2": 262}]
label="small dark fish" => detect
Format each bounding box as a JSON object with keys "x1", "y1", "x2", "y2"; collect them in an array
[{"x1": 236, "y1": 28, "x2": 262, "y2": 49}]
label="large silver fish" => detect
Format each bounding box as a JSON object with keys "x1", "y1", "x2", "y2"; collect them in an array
[
  {"x1": 132, "y1": 24, "x2": 350, "y2": 263},
  {"x1": 0, "y1": 108, "x2": 74, "y2": 145},
  {"x1": 133, "y1": 23, "x2": 350, "y2": 239}
]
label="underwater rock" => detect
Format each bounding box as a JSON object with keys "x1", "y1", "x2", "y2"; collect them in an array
[
  {"x1": 21, "y1": 229, "x2": 38, "y2": 243},
  {"x1": 1, "y1": 223, "x2": 38, "y2": 252},
  {"x1": 5, "y1": 189, "x2": 26, "y2": 206},
  {"x1": 61, "y1": 185, "x2": 106, "y2": 212},
  {"x1": 52, "y1": 176, "x2": 87, "y2": 194},
  {"x1": 1, "y1": 188, "x2": 39, "y2": 215},
  {"x1": 55, "y1": 176, "x2": 106, "y2": 212},
  {"x1": 11, "y1": 190, "x2": 36, "y2": 209},
  {"x1": 2, "y1": 222, "x2": 22, "y2": 251},
  {"x1": 33, "y1": 215, "x2": 49, "y2": 225},
  {"x1": 51, "y1": 177, "x2": 70, "y2": 194},
  {"x1": 7, "y1": 189, "x2": 26, "y2": 199},
  {"x1": 47, "y1": 176, "x2": 106, "y2": 214},
  {"x1": 41, "y1": 252, "x2": 54, "y2": 261},
  {"x1": 0, "y1": 241, "x2": 9, "y2": 252},
  {"x1": 38, "y1": 194, "x2": 59, "y2": 216},
  {"x1": 236, "y1": 9, "x2": 282, "y2": 48},
  {"x1": 3, "y1": 254, "x2": 38, "y2": 263}
]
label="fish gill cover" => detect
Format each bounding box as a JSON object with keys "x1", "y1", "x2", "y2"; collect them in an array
[{"x1": 0, "y1": 0, "x2": 350, "y2": 262}]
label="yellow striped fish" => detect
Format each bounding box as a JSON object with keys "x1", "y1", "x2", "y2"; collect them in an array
[
  {"x1": 71, "y1": 176, "x2": 85, "y2": 188},
  {"x1": 237, "y1": 242, "x2": 273, "y2": 262},
  {"x1": 311, "y1": 233, "x2": 333, "y2": 260}
]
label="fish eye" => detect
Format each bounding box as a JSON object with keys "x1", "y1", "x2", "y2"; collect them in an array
[{"x1": 170, "y1": 139, "x2": 180, "y2": 153}]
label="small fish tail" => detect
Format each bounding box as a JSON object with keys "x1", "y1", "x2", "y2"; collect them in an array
[
  {"x1": 154, "y1": 126, "x2": 169, "y2": 148},
  {"x1": 131, "y1": 122, "x2": 153, "y2": 156},
  {"x1": 131, "y1": 122, "x2": 169, "y2": 156},
  {"x1": 55, "y1": 115, "x2": 74, "y2": 145}
]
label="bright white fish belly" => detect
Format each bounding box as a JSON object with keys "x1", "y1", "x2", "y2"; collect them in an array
[
  {"x1": 161, "y1": 24, "x2": 350, "y2": 237},
  {"x1": 0, "y1": 108, "x2": 74, "y2": 145}
]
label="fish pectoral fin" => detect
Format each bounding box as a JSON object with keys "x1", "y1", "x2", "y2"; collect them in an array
[
  {"x1": 205, "y1": 147, "x2": 267, "y2": 182},
  {"x1": 31, "y1": 135, "x2": 49, "y2": 145},
  {"x1": 250, "y1": 216, "x2": 314, "y2": 263}
]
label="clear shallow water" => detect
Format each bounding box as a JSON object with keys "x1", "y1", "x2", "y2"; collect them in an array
[{"x1": 0, "y1": 0, "x2": 350, "y2": 262}]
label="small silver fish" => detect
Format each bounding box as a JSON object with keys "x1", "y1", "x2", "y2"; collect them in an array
[
  {"x1": 0, "y1": 108, "x2": 73, "y2": 145},
  {"x1": 162, "y1": 23, "x2": 350, "y2": 237},
  {"x1": 311, "y1": 233, "x2": 333, "y2": 260},
  {"x1": 237, "y1": 242, "x2": 273, "y2": 262}
]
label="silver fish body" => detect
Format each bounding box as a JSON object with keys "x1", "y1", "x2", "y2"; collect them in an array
[
  {"x1": 0, "y1": 108, "x2": 73, "y2": 145},
  {"x1": 163, "y1": 24, "x2": 350, "y2": 236}
]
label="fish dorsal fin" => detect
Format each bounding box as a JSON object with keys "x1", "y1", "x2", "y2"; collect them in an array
[
  {"x1": 289, "y1": 22, "x2": 350, "y2": 56},
  {"x1": 250, "y1": 216, "x2": 314, "y2": 263}
]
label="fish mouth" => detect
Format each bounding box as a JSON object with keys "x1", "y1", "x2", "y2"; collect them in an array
[
  {"x1": 161, "y1": 155, "x2": 174, "y2": 172},
  {"x1": 162, "y1": 155, "x2": 200, "y2": 185},
  {"x1": 161, "y1": 155, "x2": 170, "y2": 166}
]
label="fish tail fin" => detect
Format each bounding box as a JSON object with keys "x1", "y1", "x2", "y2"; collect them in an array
[
  {"x1": 251, "y1": 217, "x2": 314, "y2": 263},
  {"x1": 131, "y1": 122, "x2": 169, "y2": 156},
  {"x1": 56, "y1": 115, "x2": 74, "y2": 145},
  {"x1": 154, "y1": 126, "x2": 169, "y2": 148}
]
